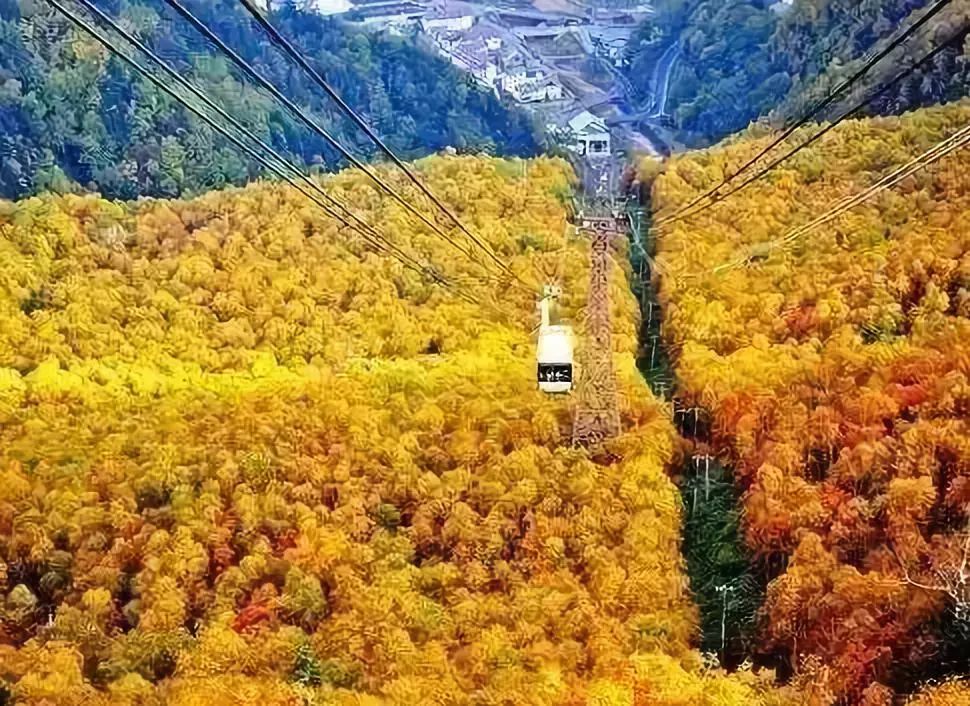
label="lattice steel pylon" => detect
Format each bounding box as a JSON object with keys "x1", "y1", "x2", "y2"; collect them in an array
[{"x1": 572, "y1": 213, "x2": 622, "y2": 447}]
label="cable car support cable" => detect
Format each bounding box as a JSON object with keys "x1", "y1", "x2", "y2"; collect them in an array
[
  {"x1": 657, "y1": 21, "x2": 969, "y2": 228},
  {"x1": 234, "y1": 0, "x2": 523, "y2": 286},
  {"x1": 160, "y1": 0, "x2": 532, "y2": 296},
  {"x1": 655, "y1": 0, "x2": 955, "y2": 225},
  {"x1": 70, "y1": 0, "x2": 437, "y2": 281},
  {"x1": 46, "y1": 0, "x2": 483, "y2": 307},
  {"x1": 696, "y1": 118, "x2": 970, "y2": 279}
]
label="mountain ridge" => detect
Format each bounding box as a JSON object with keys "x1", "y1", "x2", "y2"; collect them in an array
[{"x1": 0, "y1": 0, "x2": 540, "y2": 200}]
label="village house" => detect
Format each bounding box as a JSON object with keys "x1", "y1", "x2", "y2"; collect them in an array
[
  {"x1": 304, "y1": 0, "x2": 353, "y2": 14},
  {"x1": 420, "y1": 1, "x2": 478, "y2": 32},
  {"x1": 427, "y1": 20, "x2": 568, "y2": 104},
  {"x1": 515, "y1": 75, "x2": 565, "y2": 103},
  {"x1": 450, "y1": 40, "x2": 500, "y2": 89},
  {"x1": 430, "y1": 29, "x2": 463, "y2": 53},
  {"x1": 587, "y1": 25, "x2": 635, "y2": 67},
  {"x1": 426, "y1": 21, "x2": 513, "y2": 91},
  {"x1": 563, "y1": 110, "x2": 611, "y2": 157},
  {"x1": 460, "y1": 21, "x2": 506, "y2": 52},
  {"x1": 344, "y1": 0, "x2": 426, "y2": 30},
  {"x1": 500, "y1": 54, "x2": 545, "y2": 98}
]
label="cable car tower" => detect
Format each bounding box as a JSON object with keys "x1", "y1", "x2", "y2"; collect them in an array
[{"x1": 571, "y1": 160, "x2": 623, "y2": 447}]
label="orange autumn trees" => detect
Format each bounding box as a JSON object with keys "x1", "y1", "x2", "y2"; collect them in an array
[
  {"x1": 0, "y1": 155, "x2": 792, "y2": 704},
  {"x1": 651, "y1": 102, "x2": 970, "y2": 701}
]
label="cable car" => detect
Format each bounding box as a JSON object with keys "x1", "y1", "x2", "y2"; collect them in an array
[{"x1": 537, "y1": 285, "x2": 573, "y2": 394}]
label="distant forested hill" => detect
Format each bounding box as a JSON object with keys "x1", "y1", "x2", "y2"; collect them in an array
[
  {"x1": 0, "y1": 0, "x2": 540, "y2": 200},
  {"x1": 627, "y1": 0, "x2": 970, "y2": 145}
]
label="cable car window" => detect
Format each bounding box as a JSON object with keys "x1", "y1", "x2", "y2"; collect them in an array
[{"x1": 538, "y1": 363, "x2": 572, "y2": 383}]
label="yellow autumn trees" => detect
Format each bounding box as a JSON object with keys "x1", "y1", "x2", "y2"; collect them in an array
[
  {"x1": 651, "y1": 101, "x2": 970, "y2": 701},
  {"x1": 0, "y1": 155, "x2": 794, "y2": 704}
]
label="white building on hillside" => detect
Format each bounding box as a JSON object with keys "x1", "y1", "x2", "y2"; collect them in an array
[
  {"x1": 587, "y1": 26, "x2": 634, "y2": 67},
  {"x1": 426, "y1": 17, "x2": 571, "y2": 103},
  {"x1": 500, "y1": 54, "x2": 547, "y2": 97},
  {"x1": 461, "y1": 22, "x2": 506, "y2": 51},
  {"x1": 516, "y1": 76, "x2": 565, "y2": 103},
  {"x1": 450, "y1": 40, "x2": 500, "y2": 89},
  {"x1": 305, "y1": 0, "x2": 353, "y2": 14},
  {"x1": 345, "y1": 1, "x2": 426, "y2": 30},
  {"x1": 420, "y1": 1, "x2": 478, "y2": 32},
  {"x1": 565, "y1": 110, "x2": 611, "y2": 157}
]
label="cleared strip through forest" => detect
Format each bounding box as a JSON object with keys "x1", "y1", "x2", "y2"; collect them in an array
[{"x1": 626, "y1": 179, "x2": 763, "y2": 670}]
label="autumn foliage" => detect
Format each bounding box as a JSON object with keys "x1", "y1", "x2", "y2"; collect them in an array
[
  {"x1": 651, "y1": 102, "x2": 970, "y2": 702},
  {"x1": 0, "y1": 156, "x2": 792, "y2": 704}
]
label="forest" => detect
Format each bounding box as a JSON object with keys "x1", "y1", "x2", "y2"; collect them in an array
[
  {"x1": 3, "y1": 0, "x2": 970, "y2": 700},
  {"x1": 0, "y1": 154, "x2": 811, "y2": 704},
  {"x1": 628, "y1": 0, "x2": 970, "y2": 145},
  {"x1": 0, "y1": 0, "x2": 540, "y2": 201},
  {"x1": 649, "y1": 100, "x2": 970, "y2": 703}
]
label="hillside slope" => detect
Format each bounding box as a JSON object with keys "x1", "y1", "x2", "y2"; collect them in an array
[
  {"x1": 0, "y1": 0, "x2": 539, "y2": 200},
  {"x1": 0, "y1": 156, "x2": 793, "y2": 704},
  {"x1": 628, "y1": 0, "x2": 970, "y2": 145},
  {"x1": 651, "y1": 102, "x2": 970, "y2": 701}
]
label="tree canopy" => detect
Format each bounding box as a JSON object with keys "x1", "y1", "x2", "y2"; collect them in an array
[
  {"x1": 0, "y1": 0, "x2": 541, "y2": 200},
  {"x1": 649, "y1": 100, "x2": 970, "y2": 702},
  {"x1": 628, "y1": 0, "x2": 970, "y2": 145},
  {"x1": 0, "y1": 155, "x2": 798, "y2": 704}
]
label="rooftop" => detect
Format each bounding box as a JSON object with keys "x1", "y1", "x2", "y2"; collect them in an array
[
  {"x1": 348, "y1": 0, "x2": 426, "y2": 5},
  {"x1": 346, "y1": 1, "x2": 425, "y2": 18},
  {"x1": 503, "y1": 51, "x2": 546, "y2": 71},
  {"x1": 496, "y1": 8, "x2": 580, "y2": 26},
  {"x1": 424, "y1": 0, "x2": 481, "y2": 19},
  {"x1": 586, "y1": 25, "x2": 635, "y2": 44},
  {"x1": 451, "y1": 40, "x2": 490, "y2": 72},
  {"x1": 462, "y1": 21, "x2": 513, "y2": 43},
  {"x1": 566, "y1": 108, "x2": 608, "y2": 133},
  {"x1": 512, "y1": 26, "x2": 568, "y2": 38}
]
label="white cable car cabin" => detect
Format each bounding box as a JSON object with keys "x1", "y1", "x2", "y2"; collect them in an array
[{"x1": 537, "y1": 285, "x2": 573, "y2": 394}]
